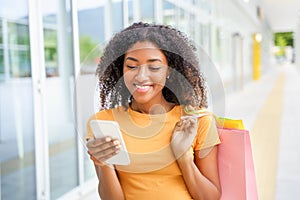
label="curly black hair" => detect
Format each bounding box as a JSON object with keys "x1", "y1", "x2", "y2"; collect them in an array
[{"x1": 96, "y1": 22, "x2": 208, "y2": 110}]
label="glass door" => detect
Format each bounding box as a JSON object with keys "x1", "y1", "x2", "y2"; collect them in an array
[
  {"x1": 41, "y1": 0, "x2": 79, "y2": 199},
  {"x1": 0, "y1": 1, "x2": 37, "y2": 199},
  {"x1": 76, "y1": 0, "x2": 105, "y2": 182}
]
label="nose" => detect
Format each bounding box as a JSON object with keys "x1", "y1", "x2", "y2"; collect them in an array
[{"x1": 135, "y1": 66, "x2": 149, "y2": 82}]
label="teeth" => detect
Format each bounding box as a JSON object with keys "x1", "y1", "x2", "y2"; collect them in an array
[{"x1": 136, "y1": 85, "x2": 149, "y2": 89}]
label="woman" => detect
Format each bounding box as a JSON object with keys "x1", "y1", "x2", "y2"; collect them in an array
[{"x1": 86, "y1": 22, "x2": 221, "y2": 200}]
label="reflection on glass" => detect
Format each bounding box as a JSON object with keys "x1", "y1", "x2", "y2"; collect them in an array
[
  {"x1": 141, "y1": 0, "x2": 154, "y2": 22},
  {"x1": 113, "y1": 1, "x2": 123, "y2": 33},
  {"x1": 128, "y1": 0, "x2": 134, "y2": 24},
  {"x1": 9, "y1": 48, "x2": 31, "y2": 78},
  {"x1": 199, "y1": 0, "x2": 212, "y2": 15},
  {"x1": 78, "y1": 2, "x2": 104, "y2": 65},
  {"x1": 7, "y1": 22, "x2": 30, "y2": 45},
  {"x1": 0, "y1": 50, "x2": 4, "y2": 79},
  {"x1": 189, "y1": 14, "x2": 196, "y2": 41},
  {"x1": 44, "y1": 28, "x2": 58, "y2": 77},
  {"x1": 77, "y1": 0, "x2": 102, "y2": 182},
  {"x1": 0, "y1": 0, "x2": 36, "y2": 199},
  {"x1": 214, "y1": 26, "x2": 222, "y2": 64},
  {"x1": 0, "y1": 19, "x2": 3, "y2": 43},
  {"x1": 178, "y1": 8, "x2": 185, "y2": 32},
  {"x1": 163, "y1": 0, "x2": 176, "y2": 26},
  {"x1": 42, "y1": 0, "x2": 78, "y2": 199},
  {"x1": 6, "y1": 20, "x2": 31, "y2": 78},
  {"x1": 200, "y1": 23, "x2": 212, "y2": 55}
]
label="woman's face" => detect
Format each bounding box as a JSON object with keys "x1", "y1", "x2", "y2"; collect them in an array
[{"x1": 123, "y1": 41, "x2": 169, "y2": 106}]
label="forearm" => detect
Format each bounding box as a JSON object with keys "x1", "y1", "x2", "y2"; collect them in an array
[
  {"x1": 177, "y1": 155, "x2": 221, "y2": 200},
  {"x1": 95, "y1": 165, "x2": 125, "y2": 200}
]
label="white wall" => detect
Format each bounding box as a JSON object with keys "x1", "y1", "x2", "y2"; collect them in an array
[{"x1": 211, "y1": 0, "x2": 273, "y2": 92}]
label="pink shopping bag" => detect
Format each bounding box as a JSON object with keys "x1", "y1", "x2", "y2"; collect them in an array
[{"x1": 218, "y1": 128, "x2": 258, "y2": 200}]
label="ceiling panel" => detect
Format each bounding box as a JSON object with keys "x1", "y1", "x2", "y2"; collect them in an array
[{"x1": 260, "y1": 0, "x2": 300, "y2": 32}]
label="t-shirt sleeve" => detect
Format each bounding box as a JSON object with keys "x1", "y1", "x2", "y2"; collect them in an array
[
  {"x1": 85, "y1": 109, "x2": 112, "y2": 141},
  {"x1": 192, "y1": 114, "x2": 221, "y2": 158}
]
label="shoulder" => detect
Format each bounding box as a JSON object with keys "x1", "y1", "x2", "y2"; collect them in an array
[
  {"x1": 197, "y1": 113, "x2": 215, "y2": 130},
  {"x1": 88, "y1": 109, "x2": 113, "y2": 121},
  {"x1": 194, "y1": 113, "x2": 220, "y2": 150},
  {"x1": 195, "y1": 113, "x2": 217, "y2": 142},
  {"x1": 88, "y1": 107, "x2": 126, "y2": 122}
]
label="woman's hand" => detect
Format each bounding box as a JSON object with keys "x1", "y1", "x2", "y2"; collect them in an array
[
  {"x1": 87, "y1": 137, "x2": 125, "y2": 200},
  {"x1": 171, "y1": 116, "x2": 221, "y2": 199},
  {"x1": 86, "y1": 137, "x2": 121, "y2": 166},
  {"x1": 171, "y1": 116, "x2": 198, "y2": 159}
]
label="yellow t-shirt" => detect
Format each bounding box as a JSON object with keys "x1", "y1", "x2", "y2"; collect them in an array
[{"x1": 86, "y1": 105, "x2": 220, "y2": 200}]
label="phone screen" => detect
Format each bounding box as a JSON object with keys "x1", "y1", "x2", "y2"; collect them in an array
[{"x1": 90, "y1": 120, "x2": 130, "y2": 165}]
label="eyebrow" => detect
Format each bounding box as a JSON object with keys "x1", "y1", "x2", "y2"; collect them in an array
[{"x1": 125, "y1": 57, "x2": 162, "y2": 63}]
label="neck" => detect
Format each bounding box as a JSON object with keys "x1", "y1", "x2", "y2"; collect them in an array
[{"x1": 131, "y1": 99, "x2": 174, "y2": 114}]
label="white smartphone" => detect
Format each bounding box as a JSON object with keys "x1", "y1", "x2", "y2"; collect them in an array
[{"x1": 89, "y1": 120, "x2": 130, "y2": 165}]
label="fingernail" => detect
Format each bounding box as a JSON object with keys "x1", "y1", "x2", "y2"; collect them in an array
[
  {"x1": 105, "y1": 137, "x2": 111, "y2": 142},
  {"x1": 113, "y1": 140, "x2": 120, "y2": 145}
]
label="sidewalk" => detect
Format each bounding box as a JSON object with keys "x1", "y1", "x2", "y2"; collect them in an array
[{"x1": 274, "y1": 64, "x2": 300, "y2": 199}]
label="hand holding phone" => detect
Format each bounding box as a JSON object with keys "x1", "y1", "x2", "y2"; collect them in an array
[{"x1": 89, "y1": 120, "x2": 130, "y2": 165}]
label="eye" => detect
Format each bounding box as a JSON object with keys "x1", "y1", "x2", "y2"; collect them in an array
[
  {"x1": 126, "y1": 65, "x2": 138, "y2": 70},
  {"x1": 148, "y1": 66, "x2": 161, "y2": 71}
]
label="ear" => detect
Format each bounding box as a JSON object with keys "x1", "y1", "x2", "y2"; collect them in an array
[{"x1": 167, "y1": 67, "x2": 172, "y2": 78}]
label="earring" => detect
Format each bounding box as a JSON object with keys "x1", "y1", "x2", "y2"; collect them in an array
[{"x1": 167, "y1": 75, "x2": 170, "y2": 79}]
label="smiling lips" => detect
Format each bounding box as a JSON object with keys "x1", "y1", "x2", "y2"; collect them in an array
[{"x1": 135, "y1": 84, "x2": 151, "y2": 93}]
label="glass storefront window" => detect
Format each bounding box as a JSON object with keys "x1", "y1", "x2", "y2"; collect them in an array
[
  {"x1": 189, "y1": 14, "x2": 196, "y2": 41},
  {"x1": 112, "y1": 1, "x2": 123, "y2": 33},
  {"x1": 200, "y1": 23, "x2": 212, "y2": 56},
  {"x1": 0, "y1": 0, "x2": 36, "y2": 199},
  {"x1": 163, "y1": 0, "x2": 176, "y2": 26},
  {"x1": 5, "y1": 20, "x2": 32, "y2": 78},
  {"x1": 9, "y1": 48, "x2": 31, "y2": 77},
  {"x1": 0, "y1": 49, "x2": 4, "y2": 80},
  {"x1": 44, "y1": 28, "x2": 59, "y2": 77},
  {"x1": 77, "y1": 0, "x2": 104, "y2": 182},
  {"x1": 178, "y1": 8, "x2": 186, "y2": 32},
  {"x1": 128, "y1": 0, "x2": 134, "y2": 24},
  {"x1": 163, "y1": 0, "x2": 174, "y2": 10},
  {"x1": 78, "y1": 3, "x2": 104, "y2": 66},
  {"x1": 42, "y1": 0, "x2": 78, "y2": 199},
  {"x1": 216, "y1": 27, "x2": 221, "y2": 61},
  {"x1": 141, "y1": 0, "x2": 154, "y2": 22},
  {"x1": 0, "y1": 19, "x2": 2, "y2": 44},
  {"x1": 7, "y1": 22, "x2": 30, "y2": 45}
]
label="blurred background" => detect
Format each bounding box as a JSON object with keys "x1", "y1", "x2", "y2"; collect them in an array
[{"x1": 0, "y1": 0, "x2": 299, "y2": 199}]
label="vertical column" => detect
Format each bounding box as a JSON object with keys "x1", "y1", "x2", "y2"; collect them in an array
[
  {"x1": 154, "y1": 0, "x2": 163, "y2": 24},
  {"x1": 28, "y1": 0, "x2": 50, "y2": 199},
  {"x1": 58, "y1": 0, "x2": 72, "y2": 120},
  {"x1": 123, "y1": 0, "x2": 129, "y2": 28},
  {"x1": 133, "y1": 0, "x2": 141, "y2": 22},
  {"x1": 253, "y1": 33, "x2": 262, "y2": 80},
  {"x1": 104, "y1": 0, "x2": 112, "y2": 41},
  {"x1": 70, "y1": 0, "x2": 85, "y2": 186}
]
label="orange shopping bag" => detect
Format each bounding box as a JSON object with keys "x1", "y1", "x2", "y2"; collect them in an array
[{"x1": 217, "y1": 119, "x2": 258, "y2": 200}]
